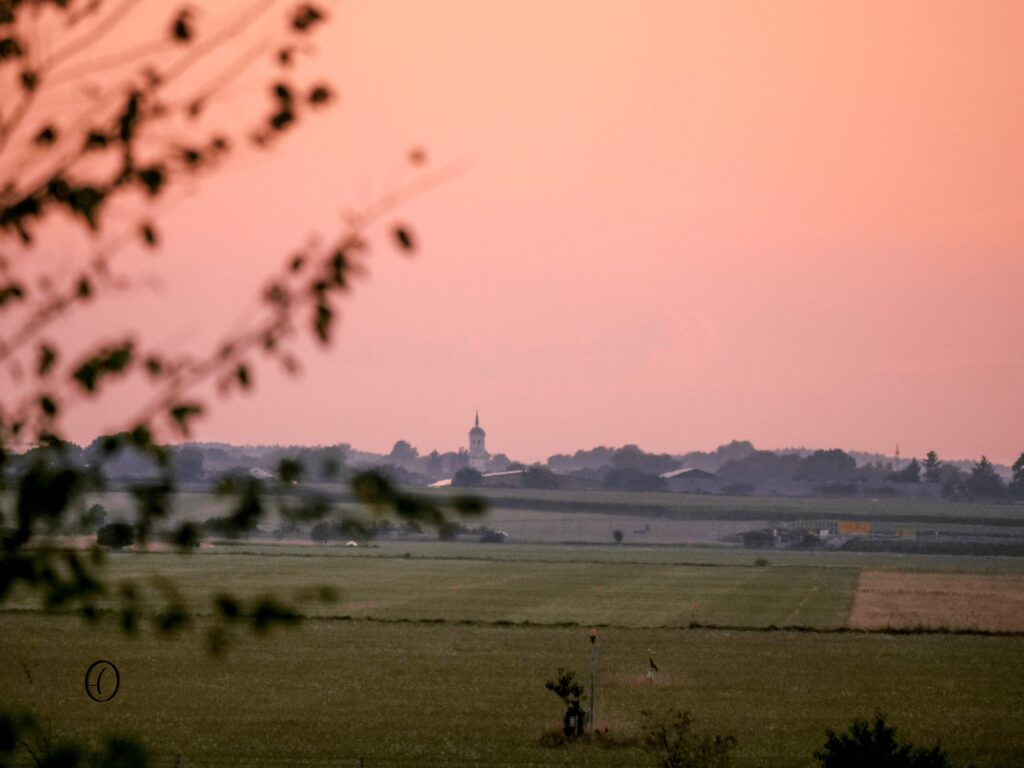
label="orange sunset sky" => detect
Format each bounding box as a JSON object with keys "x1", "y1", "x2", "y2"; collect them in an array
[{"x1": 39, "y1": 1, "x2": 1024, "y2": 464}]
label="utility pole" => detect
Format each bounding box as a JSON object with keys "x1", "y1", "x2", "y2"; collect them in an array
[{"x1": 589, "y1": 628, "x2": 597, "y2": 736}]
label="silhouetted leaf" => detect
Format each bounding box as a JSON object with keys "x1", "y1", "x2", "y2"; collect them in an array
[
  {"x1": 235, "y1": 363, "x2": 251, "y2": 389},
  {"x1": 291, "y1": 4, "x2": 325, "y2": 32},
  {"x1": 37, "y1": 344, "x2": 57, "y2": 376},
  {"x1": 0, "y1": 282, "x2": 25, "y2": 306},
  {"x1": 329, "y1": 250, "x2": 348, "y2": 286},
  {"x1": 452, "y1": 495, "x2": 487, "y2": 517},
  {"x1": 308, "y1": 84, "x2": 331, "y2": 105},
  {"x1": 171, "y1": 9, "x2": 192, "y2": 42},
  {"x1": 169, "y1": 403, "x2": 203, "y2": 436},
  {"x1": 84, "y1": 131, "x2": 110, "y2": 150},
  {"x1": 140, "y1": 221, "x2": 158, "y2": 247},
  {"x1": 274, "y1": 82, "x2": 292, "y2": 102},
  {"x1": 270, "y1": 108, "x2": 294, "y2": 131},
  {"x1": 118, "y1": 91, "x2": 141, "y2": 142},
  {"x1": 20, "y1": 69, "x2": 37, "y2": 91},
  {"x1": 137, "y1": 166, "x2": 165, "y2": 196},
  {"x1": 0, "y1": 37, "x2": 23, "y2": 59},
  {"x1": 393, "y1": 225, "x2": 414, "y2": 252},
  {"x1": 72, "y1": 341, "x2": 133, "y2": 392},
  {"x1": 33, "y1": 126, "x2": 57, "y2": 145},
  {"x1": 313, "y1": 303, "x2": 331, "y2": 343}
]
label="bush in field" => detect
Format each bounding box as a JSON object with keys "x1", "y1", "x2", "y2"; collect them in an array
[
  {"x1": 310, "y1": 522, "x2": 340, "y2": 543},
  {"x1": 452, "y1": 467, "x2": 483, "y2": 487},
  {"x1": 82, "y1": 504, "x2": 107, "y2": 532},
  {"x1": 544, "y1": 668, "x2": 586, "y2": 738},
  {"x1": 437, "y1": 521, "x2": 468, "y2": 541},
  {"x1": 478, "y1": 528, "x2": 507, "y2": 543},
  {"x1": 814, "y1": 713, "x2": 952, "y2": 768},
  {"x1": 612, "y1": 529, "x2": 624, "y2": 543},
  {"x1": 522, "y1": 465, "x2": 563, "y2": 489},
  {"x1": 96, "y1": 523, "x2": 135, "y2": 550},
  {"x1": 639, "y1": 708, "x2": 736, "y2": 768}
]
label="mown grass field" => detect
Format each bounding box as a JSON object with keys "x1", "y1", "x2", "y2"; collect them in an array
[{"x1": 3, "y1": 540, "x2": 1024, "y2": 767}]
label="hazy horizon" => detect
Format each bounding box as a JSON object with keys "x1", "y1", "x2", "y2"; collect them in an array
[{"x1": 40, "y1": 0, "x2": 1023, "y2": 466}]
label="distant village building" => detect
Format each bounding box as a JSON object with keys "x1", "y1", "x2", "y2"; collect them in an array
[{"x1": 468, "y1": 411, "x2": 488, "y2": 472}]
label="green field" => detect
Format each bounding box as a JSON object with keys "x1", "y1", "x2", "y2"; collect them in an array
[
  {"x1": 4, "y1": 488, "x2": 1024, "y2": 767},
  {"x1": 3, "y1": 539, "x2": 1024, "y2": 767},
  {"x1": 3, "y1": 612, "x2": 1023, "y2": 768}
]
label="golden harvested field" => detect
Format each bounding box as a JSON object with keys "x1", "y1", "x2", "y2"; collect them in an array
[{"x1": 849, "y1": 570, "x2": 1024, "y2": 631}]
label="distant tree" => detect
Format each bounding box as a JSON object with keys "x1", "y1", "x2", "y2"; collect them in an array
[
  {"x1": 424, "y1": 450, "x2": 444, "y2": 478},
  {"x1": 964, "y1": 456, "x2": 1005, "y2": 499},
  {"x1": 437, "y1": 521, "x2": 467, "y2": 541},
  {"x1": 96, "y1": 522, "x2": 134, "y2": 550},
  {"x1": 887, "y1": 458, "x2": 921, "y2": 484},
  {"x1": 814, "y1": 713, "x2": 951, "y2": 768},
  {"x1": 718, "y1": 451, "x2": 802, "y2": 484},
  {"x1": 795, "y1": 450, "x2": 857, "y2": 482},
  {"x1": 522, "y1": 465, "x2": 562, "y2": 489},
  {"x1": 639, "y1": 708, "x2": 737, "y2": 768},
  {"x1": 310, "y1": 521, "x2": 339, "y2": 543},
  {"x1": 487, "y1": 453, "x2": 512, "y2": 472},
  {"x1": 939, "y1": 464, "x2": 967, "y2": 500},
  {"x1": 547, "y1": 446, "x2": 614, "y2": 472},
  {"x1": 603, "y1": 467, "x2": 667, "y2": 492},
  {"x1": 713, "y1": 440, "x2": 756, "y2": 463},
  {"x1": 388, "y1": 440, "x2": 419, "y2": 466},
  {"x1": 82, "y1": 503, "x2": 107, "y2": 532},
  {"x1": 612, "y1": 529, "x2": 624, "y2": 543},
  {"x1": 173, "y1": 446, "x2": 205, "y2": 483},
  {"x1": 451, "y1": 467, "x2": 483, "y2": 488},
  {"x1": 506, "y1": 461, "x2": 527, "y2": 471},
  {"x1": 1011, "y1": 453, "x2": 1024, "y2": 499},
  {"x1": 478, "y1": 528, "x2": 506, "y2": 543},
  {"x1": 922, "y1": 451, "x2": 944, "y2": 484},
  {"x1": 611, "y1": 444, "x2": 679, "y2": 476}
]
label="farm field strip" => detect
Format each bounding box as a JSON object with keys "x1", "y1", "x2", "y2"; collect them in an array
[
  {"x1": 4, "y1": 553, "x2": 861, "y2": 629},
  {"x1": 2, "y1": 614, "x2": 1022, "y2": 768},
  {"x1": 849, "y1": 570, "x2": 1024, "y2": 632}
]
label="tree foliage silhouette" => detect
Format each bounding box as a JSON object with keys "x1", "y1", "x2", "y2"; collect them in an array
[{"x1": 0, "y1": 0, "x2": 481, "y2": 651}]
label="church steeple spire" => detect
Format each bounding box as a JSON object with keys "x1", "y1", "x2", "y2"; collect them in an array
[{"x1": 475, "y1": 409, "x2": 479, "y2": 428}]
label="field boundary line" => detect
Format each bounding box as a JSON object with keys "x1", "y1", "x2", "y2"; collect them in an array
[{"x1": 5, "y1": 607, "x2": 1024, "y2": 638}]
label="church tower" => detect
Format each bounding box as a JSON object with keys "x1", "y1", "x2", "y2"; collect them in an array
[{"x1": 468, "y1": 411, "x2": 487, "y2": 472}]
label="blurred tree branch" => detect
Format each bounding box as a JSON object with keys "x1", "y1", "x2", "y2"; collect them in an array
[{"x1": 0, "y1": 0, "x2": 482, "y2": 669}]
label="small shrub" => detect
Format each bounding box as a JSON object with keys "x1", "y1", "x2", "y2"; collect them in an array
[
  {"x1": 82, "y1": 503, "x2": 107, "y2": 532},
  {"x1": 545, "y1": 668, "x2": 586, "y2": 739},
  {"x1": 814, "y1": 713, "x2": 952, "y2": 768},
  {"x1": 310, "y1": 521, "x2": 340, "y2": 543},
  {"x1": 754, "y1": 557, "x2": 769, "y2": 567},
  {"x1": 639, "y1": 708, "x2": 736, "y2": 768},
  {"x1": 451, "y1": 467, "x2": 482, "y2": 488},
  {"x1": 612, "y1": 529, "x2": 624, "y2": 543},
  {"x1": 96, "y1": 522, "x2": 134, "y2": 550}
]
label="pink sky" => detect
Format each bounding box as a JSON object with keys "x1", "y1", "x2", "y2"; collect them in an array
[{"x1": 46, "y1": 1, "x2": 1024, "y2": 464}]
